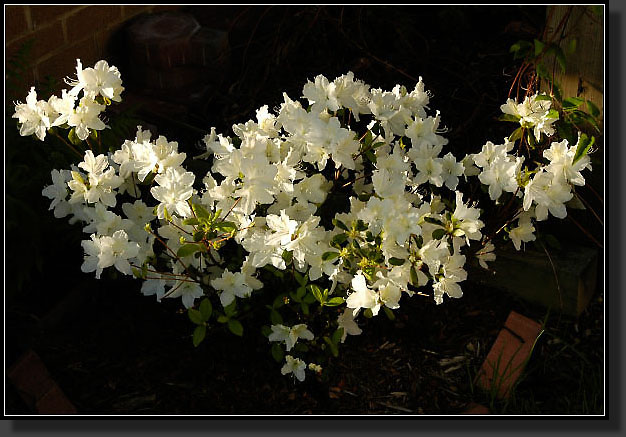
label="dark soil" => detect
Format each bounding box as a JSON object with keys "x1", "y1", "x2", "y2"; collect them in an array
[
  {"x1": 6, "y1": 264, "x2": 603, "y2": 415},
  {"x1": 5, "y1": 5, "x2": 604, "y2": 415}
]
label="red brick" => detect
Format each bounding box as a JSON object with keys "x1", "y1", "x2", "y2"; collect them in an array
[
  {"x1": 6, "y1": 66, "x2": 37, "y2": 103},
  {"x1": 7, "y1": 21, "x2": 65, "y2": 66},
  {"x1": 30, "y1": 5, "x2": 81, "y2": 29},
  {"x1": 36, "y1": 385, "x2": 77, "y2": 414},
  {"x1": 65, "y1": 5, "x2": 122, "y2": 44},
  {"x1": 35, "y1": 37, "x2": 98, "y2": 85},
  {"x1": 5, "y1": 6, "x2": 29, "y2": 42},
  {"x1": 121, "y1": 5, "x2": 153, "y2": 19},
  {"x1": 189, "y1": 27, "x2": 229, "y2": 67},
  {"x1": 7, "y1": 350, "x2": 55, "y2": 407},
  {"x1": 94, "y1": 23, "x2": 124, "y2": 56},
  {"x1": 475, "y1": 311, "x2": 543, "y2": 398},
  {"x1": 151, "y1": 6, "x2": 185, "y2": 13}
]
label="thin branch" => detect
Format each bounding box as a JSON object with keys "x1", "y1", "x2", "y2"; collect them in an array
[{"x1": 567, "y1": 215, "x2": 603, "y2": 248}]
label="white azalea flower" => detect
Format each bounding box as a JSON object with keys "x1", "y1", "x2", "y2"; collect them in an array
[
  {"x1": 281, "y1": 355, "x2": 307, "y2": 382},
  {"x1": 346, "y1": 273, "x2": 381, "y2": 317},
  {"x1": 337, "y1": 307, "x2": 363, "y2": 343},
  {"x1": 211, "y1": 269, "x2": 254, "y2": 307},
  {"x1": 81, "y1": 230, "x2": 140, "y2": 279},
  {"x1": 150, "y1": 167, "x2": 195, "y2": 219},
  {"x1": 509, "y1": 212, "x2": 536, "y2": 250},
  {"x1": 67, "y1": 97, "x2": 106, "y2": 141},
  {"x1": 13, "y1": 87, "x2": 52, "y2": 141},
  {"x1": 269, "y1": 324, "x2": 315, "y2": 351},
  {"x1": 67, "y1": 58, "x2": 124, "y2": 102}
]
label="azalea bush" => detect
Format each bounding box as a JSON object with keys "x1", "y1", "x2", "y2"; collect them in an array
[{"x1": 13, "y1": 56, "x2": 598, "y2": 383}]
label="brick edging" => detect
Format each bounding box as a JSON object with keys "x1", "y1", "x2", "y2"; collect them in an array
[{"x1": 7, "y1": 349, "x2": 77, "y2": 414}]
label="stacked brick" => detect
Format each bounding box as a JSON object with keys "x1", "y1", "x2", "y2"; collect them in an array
[
  {"x1": 123, "y1": 11, "x2": 229, "y2": 104},
  {"x1": 5, "y1": 5, "x2": 182, "y2": 98}
]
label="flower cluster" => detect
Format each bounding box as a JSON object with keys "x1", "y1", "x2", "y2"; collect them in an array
[
  {"x1": 13, "y1": 59, "x2": 123, "y2": 142},
  {"x1": 500, "y1": 92, "x2": 558, "y2": 140},
  {"x1": 25, "y1": 59, "x2": 593, "y2": 383}
]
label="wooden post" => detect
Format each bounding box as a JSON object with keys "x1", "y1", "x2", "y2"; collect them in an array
[{"x1": 543, "y1": 6, "x2": 604, "y2": 126}]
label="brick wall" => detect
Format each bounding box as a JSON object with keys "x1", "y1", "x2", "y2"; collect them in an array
[{"x1": 5, "y1": 5, "x2": 182, "y2": 97}]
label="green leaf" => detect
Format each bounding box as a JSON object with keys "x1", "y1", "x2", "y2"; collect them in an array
[
  {"x1": 383, "y1": 306, "x2": 396, "y2": 321},
  {"x1": 510, "y1": 40, "x2": 532, "y2": 59},
  {"x1": 322, "y1": 251, "x2": 340, "y2": 261},
  {"x1": 432, "y1": 229, "x2": 446, "y2": 240},
  {"x1": 557, "y1": 122, "x2": 577, "y2": 145},
  {"x1": 323, "y1": 336, "x2": 339, "y2": 357},
  {"x1": 271, "y1": 343, "x2": 284, "y2": 362},
  {"x1": 355, "y1": 220, "x2": 368, "y2": 232},
  {"x1": 199, "y1": 298, "x2": 212, "y2": 320},
  {"x1": 192, "y1": 325, "x2": 206, "y2": 347},
  {"x1": 182, "y1": 217, "x2": 200, "y2": 226},
  {"x1": 264, "y1": 265, "x2": 284, "y2": 279},
  {"x1": 270, "y1": 309, "x2": 283, "y2": 325},
  {"x1": 294, "y1": 270, "x2": 308, "y2": 287},
  {"x1": 281, "y1": 250, "x2": 293, "y2": 265},
  {"x1": 224, "y1": 301, "x2": 237, "y2": 317},
  {"x1": 331, "y1": 233, "x2": 348, "y2": 246},
  {"x1": 68, "y1": 128, "x2": 83, "y2": 146},
  {"x1": 573, "y1": 134, "x2": 595, "y2": 164},
  {"x1": 534, "y1": 38, "x2": 545, "y2": 56},
  {"x1": 410, "y1": 266, "x2": 419, "y2": 286},
  {"x1": 332, "y1": 219, "x2": 349, "y2": 231},
  {"x1": 362, "y1": 130, "x2": 373, "y2": 147},
  {"x1": 163, "y1": 206, "x2": 173, "y2": 222},
  {"x1": 586, "y1": 100, "x2": 601, "y2": 118},
  {"x1": 534, "y1": 94, "x2": 553, "y2": 101},
  {"x1": 498, "y1": 113, "x2": 521, "y2": 123},
  {"x1": 296, "y1": 285, "x2": 306, "y2": 300},
  {"x1": 227, "y1": 319, "x2": 244, "y2": 336},
  {"x1": 261, "y1": 325, "x2": 272, "y2": 337},
  {"x1": 545, "y1": 43, "x2": 566, "y2": 73},
  {"x1": 193, "y1": 230, "x2": 205, "y2": 242},
  {"x1": 388, "y1": 257, "x2": 406, "y2": 266},
  {"x1": 357, "y1": 192, "x2": 372, "y2": 202},
  {"x1": 214, "y1": 221, "x2": 237, "y2": 233},
  {"x1": 568, "y1": 38, "x2": 577, "y2": 54},
  {"x1": 546, "y1": 108, "x2": 560, "y2": 119},
  {"x1": 309, "y1": 284, "x2": 324, "y2": 303},
  {"x1": 301, "y1": 302, "x2": 310, "y2": 315},
  {"x1": 217, "y1": 315, "x2": 229, "y2": 324},
  {"x1": 563, "y1": 97, "x2": 585, "y2": 110},
  {"x1": 324, "y1": 297, "x2": 345, "y2": 307},
  {"x1": 272, "y1": 293, "x2": 287, "y2": 308},
  {"x1": 364, "y1": 149, "x2": 377, "y2": 164},
  {"x1": 423, "y1": 216, "x2": 443, "y2": 226},
  {"x1": 363, "y1": 308, "x2": 373, "y2": 319},
  {"x1": 536, "y1": 62, "x2": 550, "y2": 80},
  {"x1": 188, "y1": 308, "x2": 204, "y2": 325},
  {"x1": 294, "y1": 342, "x2": 309, "y2": 353},
  {"x1": 331, "y1": 328, "x2": 344, "y2": 345},
  {"x1": 192, "y1": 203, "x2": 212, "y2": 221},
  {"x1": 571, "y1": 110, "x2": 601, "y2": 132},
  {"x1": 289, "y1": 290, "x2": 301, "y2": 303},
  {"x1": 177, "y1": 243, "x2": 201, "y2": 258},
  {"x1": 303, "y1": 292, "x2": 316, "y2": 304},
  {"x1": 509, "y1": 127, "x2": 523, "y2": 142}
]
